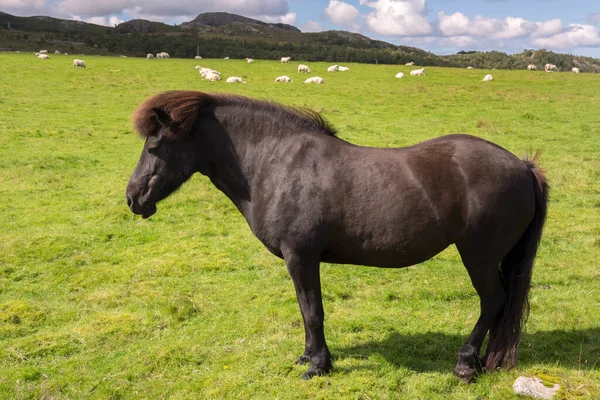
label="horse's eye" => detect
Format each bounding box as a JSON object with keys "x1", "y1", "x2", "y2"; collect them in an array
[{"x1": 148, "y1": 145, "x2": 160, "y2": 155}]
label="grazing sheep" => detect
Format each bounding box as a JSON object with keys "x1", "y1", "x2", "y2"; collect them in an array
[
  {"x1": 405, "y1": 61, "x2": 415, "y2": 66},
  {"x1": 37, "y1": 54, "x2": 50, "y2": 59},
  {"x1": 338, "y1": 66, "x2": 349, "y2": 72},
  {"x1": 395, "y1": 72, "x2": 405, "y2": 79},
  {"x1": 482, "y1": 74, "x2": 493, "y2": 81},
  {"x1": 304, "y1": 76, "x2": 324, "y2": 84},
  {"x1": 410, "y1": 68, "x2": 426, "y2": 76},
  {"x1": 297, "y1": 64, "x2": 311, "y2": 74},
  {"x1": 467, "y1": 66, "x2": 473, "y2": 69},
  {"x1": 246, "y1": 58, "x2": 254, "y2": 63},
  {"x1": 224, "y1": 57, "x2": 230, "y2": 59},
  {"x1": 527, "y1": 64, "x2": 537, "y2": 70},
  {"x1": 205, "y1": 72, "x2": 221, "y2": 82},
  {"x1": 156, "y1": 53, "x2": 163, "y2": 59},
  {"x1": 281, "y1": 57, "x2": 291, "y2": 64},
  {"x1": 572, "y1": 67, "x2": 580, "y2": 73},
  {"x1": 39, "y1": 50, "x2": 48, "y2": 54},
  {"x1": 55, "y1": 50, "x2": 60, "y2": 55},
  {"x1": 195, "y1": 55, "x2": 203, "y2": 59},
  {"x1": 160, "y1": 52, "x2": 170, "y2": 58},
  {"x1": 544, "y1": 63, "x2": 558, "y2": 72},
  {"x1": 72, "y1": 59, "x2": 86, "y2": 68},
  {"x1": 275, "y1": 76, "x2": 293, "y2": 83},
  {"x1": 226, "y1": 77, "x2": 246, "y2": 83},
  {"x1": 327, "y1": 65, "x2": 338, "y2": 72},
  {"x1": 147, "y1": 53, "x2": 154, "y2": 60}
]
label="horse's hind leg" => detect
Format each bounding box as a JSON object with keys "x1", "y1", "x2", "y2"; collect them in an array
[
  {"x1": 283, "y1": 249, "x2": 332, "y2": 379},
  {"x1": 454, "y1": 248, "x2": 506, "y2": 382}
]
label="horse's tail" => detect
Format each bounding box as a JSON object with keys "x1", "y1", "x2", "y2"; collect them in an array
[{"x1": 484, "y1": 153, "x2": 549, "y2": 372}]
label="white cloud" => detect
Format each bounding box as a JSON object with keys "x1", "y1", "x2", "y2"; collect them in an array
[
  {"x1": 439, "y1": 35, "x2": 478, "y2": 48},
  {"x1": 259, "y1": 12, "x2": 297, "y2": 25},
  {"x1": 325, "y1": 0, "x2": 360, "y2": 31},
  {"x1": 0, "y1": 0, "x2": 291, "y2": 20},
  {"x1": 72, "y1": 14, "x2": 125, "y2": 27},
  {"x1": 437, "y1": 12, "x2": 541, "y2": 40},
  {"x1": 531, "y1": 18, "x2": 562, "y2": 38},
  {"x1": 109, "y1": 16, "x2": 125, "y2": 26},
  {"x1": 532, "y1": 24, "x2": 600, "y2": 49},
  {"x1": 360, "y1": 0, "x2": 433, "y2": 36},
  {"x1": 301, "y1": 20, "x2": 324, "y2": 32}
]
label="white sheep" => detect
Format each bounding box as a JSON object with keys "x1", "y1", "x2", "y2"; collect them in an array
[
  {"x1": 147, "y1": 53, "x2": 154, "y2": 60},
  {"x1": 195, "y1": 66, "x2": 218, "y2": 76},
  {"x1": 281, "y1": 57, "x2": 291, "y2": 64},
  {"x1": 205, "y1": 72, "x2": 221, "y2": 82},
  {"x1": 37, "y1": 54, "x2": 50, "y2": 59},
  {"x1": 467, "y1": 66, "x2": 473, "y2": 69},
  {"x1": 224, "y1": 57, "x2": 230, "y2": 59},
  {"x1": 39, "y1": 50, "x2": 48, "y2": 54},
  {"x1": 338, "y1": 66, "x2": 349, "y2": 72},
  {"x1": 156, "y1": 53, "x2": 163, "y2": 59},
  {"x1": 410, "y1": 68, "x2": 426, "y2": 76},
  {"x1": 395, "y1": 72, "x2": 405, "y2": 79},
  {"x1": 226, "y1": 76, "x2": 246, "y2": 83},
  {"x1": 55, "y1": 50, "x2": 60, "y2": 55},
  {"x1": 160, "y1": 52, "x2": 170, "y2": 58},
  {"x1": 275, "y1": 76, "x2": 293, "y2": 83},
  {"x1": 482, "y1": 74, "x2": 493, "y2": 81},
  {"x1": 327, "y1": 65, "x2": 338, "y2": 72},
  {"x1": 304, "y1": 76, "x2": 324, "y2": 84},
  {"x1": 297, "y1": 64, "x2": 311, "y2": 74},
  {"x1": 195, "y1": 55, "x2": 203, "y2": 59},
  {"x1": 246, "y1": 58, "x2": 254, "y2": 63},
  {"x1": 72, "y1": 59, "x2": 86, "y2": 68},
  {"x1": 572, "y1": 67, "x2": 580, "y2": 73},
  {"x1": 527, "y1": 64, "x2": 537, "y2": 70},
  {"x1": 544, "y1": 63, "x2": 557, "y2": 72},
  {"x1": 405, "y1": 61, "x2": 415, "y2": 66}
]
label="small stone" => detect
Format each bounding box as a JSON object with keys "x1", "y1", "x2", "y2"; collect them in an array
[{"x1": 513, "y1": 376, "x2": 560, "y2": 399}]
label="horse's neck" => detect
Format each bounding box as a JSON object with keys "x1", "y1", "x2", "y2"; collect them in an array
[{"x1": 208, "y1": 114, "x2": 293, "y2": 212}]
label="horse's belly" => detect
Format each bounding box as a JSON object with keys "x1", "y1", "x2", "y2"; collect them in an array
[{"x1": 320, "y1": 239, "x2": 450, "y2": 268}]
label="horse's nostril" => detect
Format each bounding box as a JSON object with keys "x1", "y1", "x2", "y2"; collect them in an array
[{"x1": 126, "y1": 195, "x2": 133, "y2": 208}]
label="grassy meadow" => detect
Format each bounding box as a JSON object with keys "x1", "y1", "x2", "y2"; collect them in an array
[{"x1": 0, "y1": 53, "x2": 599, "y2": 399}]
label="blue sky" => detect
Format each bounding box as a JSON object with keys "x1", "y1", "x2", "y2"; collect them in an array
[{"x1": 2, "y1": 0, "x2": 599, "y2": 57}]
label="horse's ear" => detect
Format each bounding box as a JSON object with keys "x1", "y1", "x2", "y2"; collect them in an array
[{"x1": 152, "y1": 107, "x2": 172, "y2": 127}]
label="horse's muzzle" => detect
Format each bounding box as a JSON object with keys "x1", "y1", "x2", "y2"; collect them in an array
[{"x1": 126, "y1": 194, "x2": 157, "y2": 219}]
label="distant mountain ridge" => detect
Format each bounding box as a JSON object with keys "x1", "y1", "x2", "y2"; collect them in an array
[
  {"x1": 1, "y1": 10, "x2": 599, "y2": 72},
  {"x1": 181, "y1": 12, "x2": 300, "y2": 32}
]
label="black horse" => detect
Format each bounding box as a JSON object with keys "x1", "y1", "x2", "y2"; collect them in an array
[{"x1": 126, "y1": 91, "x2": 549, "y2": 381}]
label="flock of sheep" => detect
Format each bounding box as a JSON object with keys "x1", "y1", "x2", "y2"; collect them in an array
[
  {"x1": 533, "y1": 63, "x2": 581, "y2": 73},
  {"x1": 34, "y1": 49, "x2": 583, "y2": 83},
  {"x1": 192, "y1": 57, "x2": 348, "y2": 84}
]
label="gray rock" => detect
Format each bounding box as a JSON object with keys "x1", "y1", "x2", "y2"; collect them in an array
[{"x1": 513, "y1": 376, "x2": 560, "y2": 399}]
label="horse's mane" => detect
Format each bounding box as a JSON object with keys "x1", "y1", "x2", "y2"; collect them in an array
[{"x1": 132, "y1": 91, "x2": 337, "y2": 139}]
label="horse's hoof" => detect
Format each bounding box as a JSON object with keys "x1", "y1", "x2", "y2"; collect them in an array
[
  {"x1": 454, "y1": 366, "x2": 477, "y2": 383},
  {"x1": 301, "y1": 366, "x2": 331, "y2": 380},
  {"x1": 296, "y1": 354, "x2": 310, "y2": 365}
]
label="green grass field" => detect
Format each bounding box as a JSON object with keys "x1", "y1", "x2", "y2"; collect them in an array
[{"x1": 0, "y1": 53, "x2": 599, "y2": 399}]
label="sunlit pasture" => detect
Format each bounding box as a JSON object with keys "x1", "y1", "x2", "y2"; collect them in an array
[{"x1": 1, "y1": 53, "x2": 599, "y2": 399}]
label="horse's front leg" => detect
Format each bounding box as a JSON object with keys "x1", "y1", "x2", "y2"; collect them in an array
[{"x1": 283, "y1": 249, "x2": 332, "y2": 379}]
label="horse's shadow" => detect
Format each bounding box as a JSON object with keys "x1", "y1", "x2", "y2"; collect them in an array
[{"x1": 333, "y1": 328, "x2": 600, "y2": 374}]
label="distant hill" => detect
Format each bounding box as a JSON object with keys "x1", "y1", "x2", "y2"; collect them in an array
[
  {"x1": 181, "y1": 12, "x2": 300, "y2": 32},
  {"x1": 1, "y1": 10, "x2": 598, "y2": 71}
]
